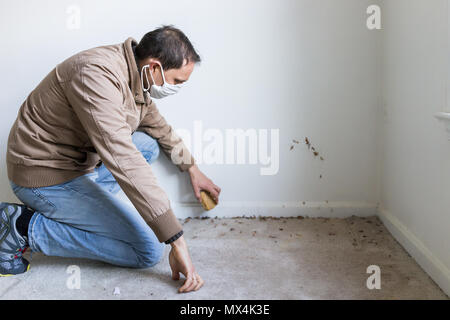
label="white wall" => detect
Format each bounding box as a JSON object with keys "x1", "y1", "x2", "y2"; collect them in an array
[
  {"x1": 0, "y1": 0, "x2": 381, "y2": 218},
  {"x1": 379, "y1": 0, "x2": 450, "y2": 295}
]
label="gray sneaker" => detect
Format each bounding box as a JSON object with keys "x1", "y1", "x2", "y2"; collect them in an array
[{"x1": 0, "y1": 202, "x2": 30, "y2": 276}]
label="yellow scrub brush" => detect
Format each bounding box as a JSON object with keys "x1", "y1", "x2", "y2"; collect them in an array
[{"x1": 200, "y1": 190, "x2": 217, "y2": 211}]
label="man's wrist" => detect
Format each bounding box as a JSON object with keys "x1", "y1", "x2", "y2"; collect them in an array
[
  {"x1": 169, "y1": 234, "x2": 187, "y2": 248},
  {"x1": 187, "y1": 163, "x2": 198, "y2": 174}
]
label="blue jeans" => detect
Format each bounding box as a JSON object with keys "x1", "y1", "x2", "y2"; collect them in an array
[{"x1": 8, "y1": 131, "x2": 165, "y2": 268}]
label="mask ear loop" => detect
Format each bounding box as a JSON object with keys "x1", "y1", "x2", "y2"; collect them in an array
[
  {"x1": 141, "y1": 65, "x2": 151, "y2": 92},
  {"x1": 159, "y1": 63, "x2": 167, "y2": 85},
  {"x1": 149, "y1": 62, "x2": 166, "y2": 86}
]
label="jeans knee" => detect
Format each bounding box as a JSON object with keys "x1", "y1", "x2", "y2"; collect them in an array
[
  {"x1": 144, "y1": 144, "x2": 160, "y2": 164},
  {"x1": 134, "y1": 242, "x2": 165, "y2": 268},
  {"x1": 132, "y1": 131, "x2": 160, "y2": 164}
]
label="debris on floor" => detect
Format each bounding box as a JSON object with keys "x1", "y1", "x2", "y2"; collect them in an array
[{"x1": 2, "y1": 216, "x2": 447, "y2": 300}]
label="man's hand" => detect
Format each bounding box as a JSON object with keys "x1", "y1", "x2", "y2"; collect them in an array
[
  {"x1": 188, "y1": 164, "x2": 221, "y2": 204},
  {"x1": 169, "y1": 235, "x2": 204, "y2": 293}
]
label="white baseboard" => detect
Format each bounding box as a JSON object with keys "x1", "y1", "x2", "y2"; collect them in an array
[
  {"x1": 170, "y1": 200, "x2": 378, "y2": 219},
  {"x1": 114, "y1": 190, "x2": 378, "y2": 218},
  {"x1": 377, "y1": 207, "x2": 450, "y2": 296}
]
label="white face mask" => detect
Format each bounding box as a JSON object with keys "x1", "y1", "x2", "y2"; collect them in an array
[{"x1": 141, "y1": 63, "x2": 184, "y2": 99}]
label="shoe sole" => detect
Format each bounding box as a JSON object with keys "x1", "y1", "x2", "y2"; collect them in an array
[{"x1": 0, "y1": 262, "x2": 30, "y2": 277}]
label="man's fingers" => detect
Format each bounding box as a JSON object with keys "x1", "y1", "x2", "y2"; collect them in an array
[
  {"x1": 194, "y1": 274, "x2": 204, "y2": 291},
  {"x1": 194, "y1": 186, "x2": 201, "y2": 202},
  {"x1": 208, "y1": 188, "x2": 220, "y2": 204},
  {"x1": 179, "y1": 273, "x2": 201, "y2": 293},
  {"x1": 179, "y1": 275, "x2": 194, "y2": 293},
  {"x1": 185, "y1": 277, "x2": 198, "y2": 292},
  {"x1": 180, "y1": 273, "x2": 203, "y2": 292},
  {"x1": 213, "y1": 185, "x2": 221, "y2": 202}
]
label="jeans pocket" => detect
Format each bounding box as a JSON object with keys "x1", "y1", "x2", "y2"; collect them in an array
[
  {"x1": 9, "y1": 182, "x2": 57, "y2": 217},
  {"x1": 30, "y1": 188, "x2": 57, "y2": 210}
]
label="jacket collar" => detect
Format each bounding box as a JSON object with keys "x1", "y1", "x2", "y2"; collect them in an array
[{"x1": 123, "y1": 37, "x2": 150, "y2": 105}]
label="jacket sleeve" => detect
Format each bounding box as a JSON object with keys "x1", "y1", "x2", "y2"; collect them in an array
[
  {"x1": 63, "y1": 62, "x2": 182, "y2": 243},
  {"x1": 137, "y1": 100, "x2": 195, "y2": 172}
]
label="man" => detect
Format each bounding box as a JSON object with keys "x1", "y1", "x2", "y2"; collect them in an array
[{"x1": 0, "y1": 25, "x2": 220, "y2": 294}]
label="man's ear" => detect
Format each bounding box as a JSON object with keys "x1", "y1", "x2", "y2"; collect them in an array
[{"x1": 149, "y1": 59, "x2": 161, "y2": 73}]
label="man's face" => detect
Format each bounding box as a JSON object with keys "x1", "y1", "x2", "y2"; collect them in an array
[{"x1": 144, "y1": 58, "x2": 195, "y2": 87}]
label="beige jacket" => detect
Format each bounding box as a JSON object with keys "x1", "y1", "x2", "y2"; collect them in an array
[{"x1": 6, "y1": 37, "x2": 195, "y2": 242}]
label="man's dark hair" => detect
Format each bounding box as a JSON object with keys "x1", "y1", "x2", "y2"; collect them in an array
[{"x1": 135, "y1": 25, "x2": 201, "y2": 70}]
